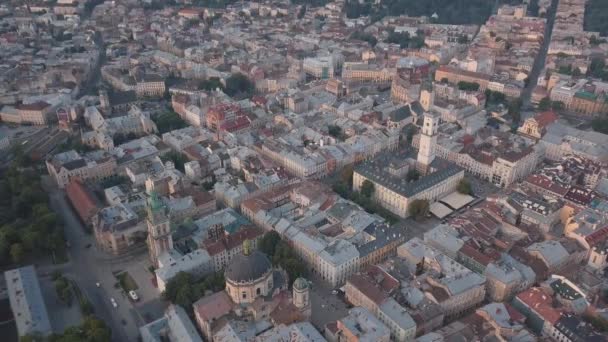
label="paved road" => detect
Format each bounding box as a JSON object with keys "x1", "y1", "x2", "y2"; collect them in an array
[
  {"x1": 309, "y1": 275, "x2": 349, "y2": 331},
  {"x1": 47, "y1": 189, "x2": 142, "y2": 342},
  {"x1": 520, "y1": 0, "x2": 559, "y2": 118}
]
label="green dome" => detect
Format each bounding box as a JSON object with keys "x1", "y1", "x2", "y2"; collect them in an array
[{"x1": 293, "y1": 277, "x2": 309, "y2": 290}]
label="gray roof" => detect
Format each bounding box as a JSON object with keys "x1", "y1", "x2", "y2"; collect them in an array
[
  {"x1": 225, "y1": 250, "x2": 272, "y2": 283},
  {"x1": 355, "y1": 154, "x2": 463, "y2": 198},
  {"x1": 4, "y1": 265, "x2": 52, "y2": 337}
]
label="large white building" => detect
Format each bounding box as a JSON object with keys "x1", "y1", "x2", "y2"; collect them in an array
[
  {"x1": 540, "y1": 122, "x2": 608, "y2": 162},
  {"x1": 413, "y1": 127, "x2": 540, "y2": 187}
]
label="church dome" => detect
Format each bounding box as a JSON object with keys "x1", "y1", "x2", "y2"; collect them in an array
[
  {"x1": 293, "y1": 277, "x2": 309, "y2": 291},
  {"x1": 225, "y1": 250, "x2": 272, "y2": 283}
]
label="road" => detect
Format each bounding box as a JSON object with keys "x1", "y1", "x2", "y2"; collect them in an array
[
  {"x1": 47, "y1": 189, "x2": 142, "y2": 342},
  {"x1": 520, "y1": 0, "x2": 559, "y2": 118}
]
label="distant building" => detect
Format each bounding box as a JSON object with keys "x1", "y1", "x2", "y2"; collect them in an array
[
  {"x1": 541, "y1": 122, "x2": 608, "y2": 162},
  {"x1": 46, "y1": 150, "x2": 117, "y2": 188},
  {"x1": 0, "y1": 101, "x2": 54, "y2": 125},
  {"x1": 5, "y1": 266, "x2": 52, "y2": 338}
]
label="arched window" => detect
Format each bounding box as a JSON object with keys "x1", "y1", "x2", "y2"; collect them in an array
[{"x1": 256, "y1": 288, "x2": 261, "y2": 295}]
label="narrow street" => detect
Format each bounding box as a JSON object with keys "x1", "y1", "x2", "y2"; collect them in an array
[
  {"x1": 520, "y1": 0, "x2": 559, "y2": 117},
  {"x1": 47, "y1": 189, "x2": 142, "y2": 342}
]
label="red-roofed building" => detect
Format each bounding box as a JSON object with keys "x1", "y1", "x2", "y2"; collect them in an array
[
  {"x1": 512, "y1": 287, "x2": 565, "y2": 336},
  {"x1": 193, "y1": 291, "x2": 233, "y2": 340},
  {"x1": 65, "y1": 180, "x2": 99, "y2": 226},
  {"x1": 203, "y1": 226, "x2": 264, "y2": 272},
  {"x1": 206, "y1": 103, "x2": 252, "y2": 134},
  {"x1": 344, "y1": 265, "x2": 399, "y2": 315}
]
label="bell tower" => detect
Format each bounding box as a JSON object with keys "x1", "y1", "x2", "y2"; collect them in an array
[
  {"x1": 146, "y1": 192, "x2": 173, "y2": 267},
  {"x1": 292, "y1": 277, "x2": 311, "y2": 319},
  {"x1": 417, "y1": 112, "x2": 440, "y2": 173}
]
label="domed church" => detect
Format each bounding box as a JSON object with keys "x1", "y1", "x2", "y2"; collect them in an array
[
  {"x1": 193, "y1": 240, "x2": 312, "y2": 341},
  {"x1": 225, "y1": 244, "x2": 277, "y2": 305}
]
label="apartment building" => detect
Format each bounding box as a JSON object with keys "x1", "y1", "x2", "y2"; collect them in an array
[{"x1": 46, "y1": 150, "x2": 117, "y2": 188}]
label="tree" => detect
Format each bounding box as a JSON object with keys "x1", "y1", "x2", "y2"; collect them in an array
[
  {"x1": 340, "y1": 164, "x2": 354, "y2": 184},
  {"x1": 404, "y1": 125, "x2": 417, "y2": 144},
  {"x1": 351, "y1": 31, "x2": 377, "y2": 47},
  {"x1": 406, "y1": 169, "x2": 420, "y2": 182},
  {"x1": 225, "y1": 73, "x2": 254, "y2": 98},
  {"x1": 361, "y1": 180, "x2": 375, "y2": 198},
  {"x1": 258, "y1": 231, "x2": 281, "y2": 257},
  {"x1": 584, "y1": 0, "x2": 608, "y2": 37},
  {"x1": 457, "y1": 179, "x2": 473, "y2": 195},
  {"x1": 10, "y1": 243, "x2": 24, "y2": 263},
  {"x1": 457, "y1": 81, "x2": 480, "y2": 91},
  {"x1": 83, "y1": 319, "x2": 111, "y2": 342},
  {"x1": 297, "y1": 5, "x2": 307, "y2": 19},
  {"x1": 551, "y1": 101, "x2": 565, "y2": 111},
  {"x1": 152, "y1": 111, "x2": 188, "y2": 134},
  {"x1": 198, "y1": 77, "x2": 224, "y2": 91},
  {"x1": 328, "y1": 125, "x2": 343, "y2": 139},
  {"x1": 508, "y1": 98, "x2": 523, "y2": 124},
  {"x1": 538, "y1": 96, "x2": 551, "y2": 111},
  {"x1": 160, "y1": 151, "x2": 187, "y2": 172},
  {"x1": 592, "y1": 118, "x2": 608, "y2": 134},
  {"x1": 408, "y1": 199, "x2": 430, "y2": 220}
]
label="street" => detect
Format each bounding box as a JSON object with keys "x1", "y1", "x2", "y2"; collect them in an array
[
  {"x1": 46, "y1": 188, "x2": 145, "y2": 342},
  {"x1": 309, "y1": 275, "x2": 349, "y2": 331},
  {"x1": 520, "y1": 0, "x2": 559, "y2": 118}
]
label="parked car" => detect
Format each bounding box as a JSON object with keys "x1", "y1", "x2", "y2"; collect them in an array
[{"x1": 129, "y1": 290, "x2": 139, "y2": 301}]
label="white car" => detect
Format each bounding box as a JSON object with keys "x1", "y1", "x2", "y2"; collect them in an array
[
  {"x1": 129, "y1": 290, "x2": 139, "y2": 301},
  {"x1": 95, "y1": 282, "x2": 100, "y2": 288},
  {"x1": 110, "y1": 298, "x2": 118, "y2": 308}
]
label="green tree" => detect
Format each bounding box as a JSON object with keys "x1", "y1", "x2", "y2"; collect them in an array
[
  {"x1": 538, "y1": 96, "x2": 551, "y2": 111},
  {"x1": 152, "y1": 111, "x2": 188, "y2": 134},
  {"x1": 10, "y1": 243, "x2": 24, "y2": 263},
  {"x1": 258, "y1": 231, "x2": 281, "y2": 257},
  {"x1": 225, "y1": 73, "x2": 254, "y2": 98},
  {"x1": 457, "y1": 179, "x2": 473, "y2": 195},
  {"x1": 457, "y1": 81, "x2": 480, "y2": 91},
  {"x1": 508, "y1": 98, "x2": 523, "y2": 123},
  {"x1": 408, "y1": 199, "x2": 430, "y2": 220},
  {"x1": 297, "y1": 5, "x2": 307, "y2": 19},
  {"x1": 160, "y1": 151, "x2": 188, "y2": 172},
  {"x1": 198, "y1": 77, "x2": 224, "y2": 91},
  {"x1": 591, "y1": 118, "x2": 608, "y2": 134},
  {"x1": 361, "y1": 180, "x2": 375, "y2": 198},
  {"x1": 551, "y1": 101, "x2": 565, "y2": 111},
  {"x1": 328, "y1": 125, "x2": 343, "y2": 139}
]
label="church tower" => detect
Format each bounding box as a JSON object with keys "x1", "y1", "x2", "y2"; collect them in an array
[
  {"x1": 417, "y1": 112, "x2": 440, "y2": 173},
  {"x1": 292, "y1": 277, "x2": 311, "y2": 319},
  {"x1": 146, "y1": 192, "x2": 173, "y2": 267}
]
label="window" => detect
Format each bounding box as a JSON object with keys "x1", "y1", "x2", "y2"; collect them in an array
[
  {"x1": 256, "y1": 288, "x2": 261, "y2": 295},
  {"x1": 242, "y1": 292, "x2": 247, "y2": 299}
]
